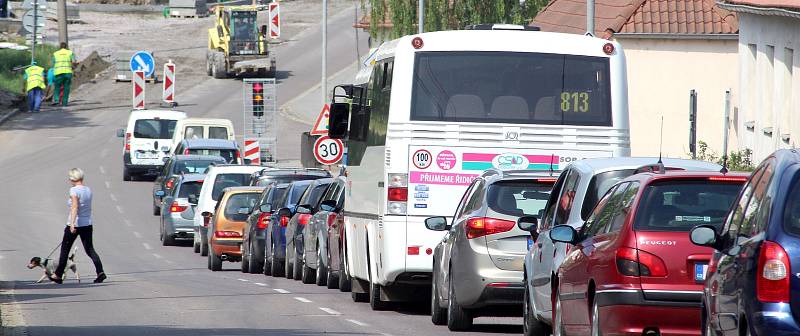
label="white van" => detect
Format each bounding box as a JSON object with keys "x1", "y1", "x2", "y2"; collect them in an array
[
  {"x1": 171, "y1": 118, "x2": 235, "y2": 145},
  {"x1": 192, "y1": 165, "x2": 265, "y2": 256},
  {"x1": 118, "y1": 110, "x2": 187, "y2": 181}
]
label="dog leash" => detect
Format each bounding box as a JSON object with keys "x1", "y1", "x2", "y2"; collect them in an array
[{"x1": 44, "y1": 242, "x2": 63, "y2": 259}]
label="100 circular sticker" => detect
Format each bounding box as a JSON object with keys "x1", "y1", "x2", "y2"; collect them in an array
[{"x1": 413, "y1": 149, "x2": 432, "y2": 169}]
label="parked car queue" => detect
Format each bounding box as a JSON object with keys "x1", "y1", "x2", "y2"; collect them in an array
[{"x1": 140, "y1": 147, "x2": 800, "y2": 336}]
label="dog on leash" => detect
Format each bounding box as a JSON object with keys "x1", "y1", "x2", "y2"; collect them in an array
[{"x1": 27, "y1": 247, "x2": 80, "y2": 283}]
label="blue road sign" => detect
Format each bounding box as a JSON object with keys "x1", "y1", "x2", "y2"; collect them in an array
[{"x1": 129, "y1": 51, "x2": 155, "y2": 78}]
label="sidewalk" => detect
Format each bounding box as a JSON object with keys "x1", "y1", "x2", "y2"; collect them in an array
[{"x1": 280, "y1": 60, "x2": 362, "y2": 126}]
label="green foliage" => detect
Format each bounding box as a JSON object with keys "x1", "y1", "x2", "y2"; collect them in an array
[
  {"x1": 367, "y1": 0, "x2": 550, "y2": 39},
  {"x1": 0, "y1": 43, "x2": 59, "y2": 94},
  {"x1": 693, "y1": 140, "x2": 755, "y2": 172}
]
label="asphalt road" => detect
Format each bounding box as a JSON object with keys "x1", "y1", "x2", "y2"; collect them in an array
[{"x1": 0, "y1": 5, "x2": 523, "y2": 336}]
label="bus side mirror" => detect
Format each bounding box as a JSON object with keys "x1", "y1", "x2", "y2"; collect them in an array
[{"x1": 328, "y1": 102, "x2": 350, "y2": 139}]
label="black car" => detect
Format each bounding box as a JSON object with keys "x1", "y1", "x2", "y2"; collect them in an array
[
  {"x1": 241, "y1": 183, "x2": 288, "y2": 274},
  {"x1": 152, "y1": 154, "x2": 226, "y2": 215},
  {"x1": 264, "y1": 181, "x2": 312, "y2": 277},
  {"x1": 285, "y1": 178, "x2": 335, "y2": 282},
  {"x1": 302, "y1": 177, "x2": 347, "y2": 289},
  {"x1": 249, "y1": 168, "x2": 331, "y2": 186}
]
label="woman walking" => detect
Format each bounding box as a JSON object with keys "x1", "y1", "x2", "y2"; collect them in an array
[{"x1": 50, "y1": 168, "x2": 106, "y2": 284}]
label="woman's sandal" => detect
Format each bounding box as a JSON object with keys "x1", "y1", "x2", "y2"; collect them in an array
[{"x1": 48, "y1": 275, "x2": 63, "y2": 284}]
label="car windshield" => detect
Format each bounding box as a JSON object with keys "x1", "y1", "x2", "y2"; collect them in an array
[
  {"x1": 487, "y1": 180, "x2": 552, "y2": 218},
  {"x1": 411, "y1": 51, "x2": 612, "y2": 126},
  {"x1": 581, "y1": 169, "x2": 636, "y2": 220},
  {"x1": 134, "y1": 119, "x2": 178, "y2": 139},
  {"x1": 212, "y1": 174, "x2": 251, "y2": 201},
  {"x1": 171, "y1": 159, "x2": 224, "y2": 175},
  {"x1": 224, "y1": 192, "x2": 260, "y2": 221},
  {"x1": 634, "y1": 180, "x2": 742, "y2": 232},
  {"x1": 188, "y1": 149, "x2": 237, "y2": 163},
  {"x1": 178, "y1": 181, "x2": 203, "y2": 199},
  {"x1": 256, "y1": 175, "x2": 328, "y2": 186}
]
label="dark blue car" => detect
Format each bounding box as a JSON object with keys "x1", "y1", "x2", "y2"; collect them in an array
[
  {"x1": 263, "y1": 180, "x2": 312, "y2": 277},
  {"x1": 691, "y1": 149, "x2": 800, "y2": 336}
]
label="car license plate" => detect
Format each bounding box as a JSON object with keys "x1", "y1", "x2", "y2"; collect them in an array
[
  {"x1": 527, "y1": 237, "x2": 534, "y2": 250},
  {"x1": 137, "y1": 152, "x2": 157, "y2": 159},
  {"x1": 694, "y1": 263, "x2": 709, "y2": 282}
]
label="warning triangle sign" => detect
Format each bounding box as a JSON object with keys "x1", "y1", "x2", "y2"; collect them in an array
[{"x1": 310, "y1": 104, "x2": 330, "y2": 136}]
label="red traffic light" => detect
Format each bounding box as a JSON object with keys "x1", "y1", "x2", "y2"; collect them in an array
[{"x1": 252, "y1": 82, "x2": 263, "y2": 92}]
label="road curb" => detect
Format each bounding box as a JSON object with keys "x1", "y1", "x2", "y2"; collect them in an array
[
  {"x1": 0, "y1": 108, "x2": 21, "y2": 127},
  {"x1": 0, "y1": 280, "x2": 28, "y2": 336}
]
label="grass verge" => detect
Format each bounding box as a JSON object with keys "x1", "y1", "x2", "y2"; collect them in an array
[{"x1": 0, "y1": 42, "x2": 60, "y2": 94}]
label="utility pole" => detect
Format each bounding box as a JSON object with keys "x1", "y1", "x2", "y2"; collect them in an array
[
  {"x1": 722, "y1": 90, "x2": 731, "y2": 170},
  {"x1": 586, "y1": 0, "x2": 595, "y2": 36},
  {"x1": 418, "y1": 0, "x2": 424, "y2": 34},
  {"x1": 31, "y1": 0, "x2": 38, "y2": 64},
  {"x1": 321, "y1": 0, "x2": 327, "y2": 107},
  {"x1": 57, "y1": 0, "x2": 68, "y2": 45}
]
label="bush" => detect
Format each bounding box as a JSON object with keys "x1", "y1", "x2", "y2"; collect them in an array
[
  {"x1": 0, "y1": 43, "x2": 60, "y2": 94},
  {"x1": 693, "y1": 140, "x2": 755, "y2": 172}
]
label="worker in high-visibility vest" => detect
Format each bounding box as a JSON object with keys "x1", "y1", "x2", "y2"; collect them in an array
[
  {"x1": 51, "y1": 42, "x2": 76, "y2": 106},
  {"x1": 23, "y1": 62, "x2": 46, "y2": 113}
]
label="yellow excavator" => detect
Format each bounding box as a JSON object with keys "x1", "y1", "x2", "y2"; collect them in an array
[{"x1": 206, "y1": 5, "x2": 277, "y2": 78}]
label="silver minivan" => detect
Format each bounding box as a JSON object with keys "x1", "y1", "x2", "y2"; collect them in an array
[
  {"x1": 519, "y1": 157, "x2": 722, "y2": 336},
  {"x1": 426, "y1": 169, "x2": 555, "y2": 331}
]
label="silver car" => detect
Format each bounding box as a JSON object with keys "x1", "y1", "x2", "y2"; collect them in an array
[
  {"x1": 519, "y1": 157, "x2": 722, "y2": 336},
  {"x1": 158, "y1": 173, "x2": 205, "y2": 246},
  {"x1": 426, "y1": 169, "x2": 555, "y2": 331}
]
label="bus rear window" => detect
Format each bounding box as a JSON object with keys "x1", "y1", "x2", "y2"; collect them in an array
[{"x1": 411, "y1": 51, "x2": 612, "y2": 126}]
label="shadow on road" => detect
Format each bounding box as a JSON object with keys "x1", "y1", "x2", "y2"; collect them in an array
[
  {"x1": 3, "y1": 326, "x2": 374, "y2": 336},
  {"x1": 3, "y1": 106, "x2": 98, "y2": 131}
]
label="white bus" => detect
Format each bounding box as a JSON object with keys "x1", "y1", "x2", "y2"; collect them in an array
[{"x1": 327, "y1": 25, "x2": 630, "y2": 309}]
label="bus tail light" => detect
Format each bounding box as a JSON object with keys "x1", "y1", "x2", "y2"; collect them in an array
[
  {"x1": 757, "y1": 241, "x2": 790, "y2": 302},
  {"x1": 387, "y1": 173, "x2": 408, "y2": 215},
  {"x1": 466, "y1": 217, "x2": 515, "y2": 239}
]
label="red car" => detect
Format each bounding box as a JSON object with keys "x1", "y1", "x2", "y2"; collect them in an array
[{"x1": 547, "y1": 170, "x2": 748, "y2": 336}]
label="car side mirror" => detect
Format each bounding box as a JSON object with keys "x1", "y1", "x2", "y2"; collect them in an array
[
  {"x1": 154, "y1": 190, "x2": 166, "y2": 198},
  {"x1": 277, "y1": 207, "x2": 292, "y2": 218},
  {"x1": 424, "y1": 217, "x2": 448, "y2": 231},
  {"x1": 116, "y1": 128, "x2": 125, "y2": 138},
  {"x1": 549, "y1": 225, "x2": 578, "y2": 244},
  {"x1": 202, "y1": 211, "x2": 213, "y2": 218},
  {"x1": 328, "y1": 102, "x2": 350, "y2": 139},
  {"x1": 162, "y1": 157, "x2": 170, "y2": 163},
  {"x1": 237, "y1": 207, "x2": 251, "y2": 215},
  {"x1": 319, "y1": 199, "x2": 338, "y2": 212},
  {"x1": 517, "y1": 216, "x2": 538, "y2": 232},
  {"x1": 259, "y1": 203, "x2": 272, "y2": 213},
  {"x1": 296, "y1": 204, "x2": 312, "y2": 214},
  {"x1": 690, "y1": 225, "x2": 720, "y2": 249},
  {"x1": 188, "y1": 194, "x2": 199, "y2": 205}
]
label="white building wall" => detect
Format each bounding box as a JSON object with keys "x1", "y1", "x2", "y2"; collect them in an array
[
  {"x1": 736, "y1": 13, "x2": 800, "y2": 162},
  {"x1": 619, "y1": 38, "x2": 739, "y2": 158}
]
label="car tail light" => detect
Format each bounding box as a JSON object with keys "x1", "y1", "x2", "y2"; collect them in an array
[
  {"x1": 257, "y1": 212, "x2": 272, "y2": 230},
  {"x1": 465, "y1": 217, "x2": 516, "y2": 239},
  {"x1": 165, "y1": 179, "x2": 175, "y2": 189},
  {"x1": 125, "y1": 133, "x2": 131, "y2": 151},
  {"x1": 280, "y1": 216, "x2": 290, "y2": 227},
  {"x1": 616, "y1": 247, "x2": 668, "y2": 277},
  {"x1": 297, "y1": 213, "x2": 312, "y2": 226},
  {"x1": 326, "y1": 213, "x2": 338, "y2": 226},
  {"x1": 184, "y1": 148, "x2": 189, "y2": 155},
  {"x1": 708, "y1": 176, "x2": 749, "y2": 182},
  {"x1": 535, "y1": 178, "x2": 558, "y2": 183},
  {"x1": 387, "y1": 173, "x2": 408, "y2": 215},
  {"x1": 215, "y1": 231, "x2": 242, "y2": 238},
  {"x1": 170, "y1": 201, "x2": 188, "y2": 213},
  {"x1": 757, "y1": 241, "x2": 790, "y2": 302},
  {"x1": 407, "y1": 246, "x2": 420, "y2": 255}
]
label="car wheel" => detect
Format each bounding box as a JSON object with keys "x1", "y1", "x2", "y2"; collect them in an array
[
  {"x1": 447, "y1": 271, "x2": 472, "y2": 331},
  {"x1": 553, "y1": 288, "x2": 565, "y2": 336},
  {"x1": 338, "y1": 246, "x2": 351, "y2": 292},
  {"x1": 162, "y1": 233, "x2": 175, "y2": 247},
  {"x1": 430, "y1": 268, "x2": 446, "y2": 325},
  {"x1": 351, "y1": 287, "x2": 368, "y2": 303},
  {"x1": 285, "y1": 246, "x2": 295, "y2": 279},
  {"x1": 249, "y1": 240, "x2": 264, "y2": 274},
  {"x1": 123, "y1": 167, "x2": 131, "y2": 181},
  {"x1": 263, "y1": 243, "x2": 272, "y2": 276},
  {"x1": 591, "y1": 296, "x2": 602, "y2": 336},
  {"x1": 193, "y1": 236, "x2": 200, "y2": 253},
  {"x1": 316, "y1": 247, "x2": 328, "y2": 286},
  {"x1": 200, "y1": 231, "x2": 209, "y2": 256},
  {"x1": 270, "y1": 242, "x2": 284, "y2": 277},
  {"x1": 209, "y1": 246, "x2": 222, "y2": 271},
  {"x1": 240, "y1": 242, "x2": 250, "y2": 273},
  {"x1": 294, "y1": 247, "x2": 305, "y2": 281},
  {"x1": 523, "y1": 277, "x2": 551, "y2": 336},
  {"x1": 301, "y1": 255, "x2": 315, "y2": 285}
]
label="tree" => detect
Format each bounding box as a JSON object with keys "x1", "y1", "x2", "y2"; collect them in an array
[{"x1": 367, "y1": 0, "x2": 550, "y2": 39}]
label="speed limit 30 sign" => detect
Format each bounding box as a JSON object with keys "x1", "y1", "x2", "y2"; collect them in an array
[{"x1": 313, "y1": 136, "x2": 344, "y2": 165}]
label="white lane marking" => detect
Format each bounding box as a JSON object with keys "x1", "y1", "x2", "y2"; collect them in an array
[
  {"x1": 133, "y1": 231, "x2": 142, "y2": 238},
  {"x1": 237, "y1": 278, "x2": 249, "y2": 282},
  {"x1": 105, "y1": 181, "x2": 111, "y2": 189},
  {"x1": 115, "y1": 205, "x2": 123, "y2": 214},
  {"x1": 124, "y1": 219, "x2": 133, "y2": 227},
  {"x1": 319, "y1": 307, "x2": 341, "y2": 315},
  {"x1": 99, "y1": 166, "x2": 106, "y2": 174},
  {"x1": 152, "y1": 253, "x2": 163, "y2": 259},
  {"x1": 142, "y1": 243, "x2": 152, "y2": 250},
  {"x1": 294, "y1": 297, "x2": 312, "y2": 303},
  {"x1": 273, "y1": 288, "x2": 290, "y2": 294},
  {"x1": 109, "y1": 193, "x2": 118, "y2": 202},
  {"x1": 164, "y1": 259, "x2": 175, "y2": 265},
  {"x1": 254, "y1": 282, "x2": 268, "y2": 287},
  {"x1": 346, "y1": 319, "x2": 368, "y2": 327}
]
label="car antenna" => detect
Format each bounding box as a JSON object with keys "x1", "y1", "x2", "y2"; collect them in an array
[{"x1": 657, "y1": 116, "x2": 665, "y2": 174}]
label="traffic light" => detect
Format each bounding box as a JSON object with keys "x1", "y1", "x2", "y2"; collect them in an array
[{"x1": 252, "y1": 82, "x2": 264, "y2": 117}]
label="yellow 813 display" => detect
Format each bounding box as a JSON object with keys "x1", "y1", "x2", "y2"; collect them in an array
[{"x1": 560, "y1": 91, "x2": 590, "y2": 113}]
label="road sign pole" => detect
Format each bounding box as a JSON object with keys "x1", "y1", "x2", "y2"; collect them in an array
[
  {"x1": 31, "y1": 0, "x2": 37, "y2": 63},
  {"x1": 57, "y1": 0, "x2": 67, "y2": 45},
  {"x1": 321, "y1": 0, "x2": 327, "y2": 108}
]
